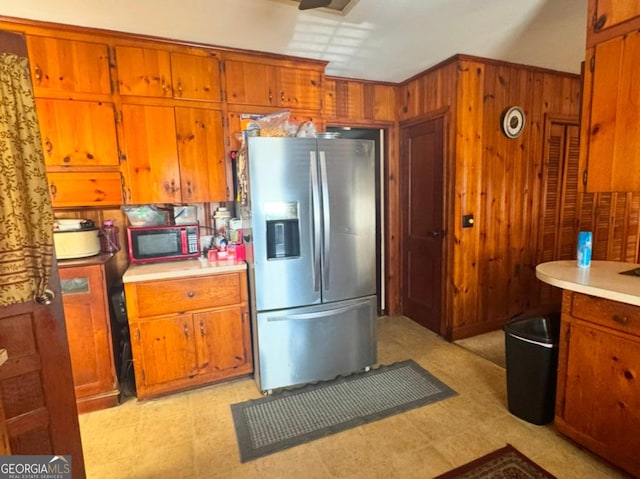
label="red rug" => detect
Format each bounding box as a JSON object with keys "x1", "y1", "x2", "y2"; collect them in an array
[{"x1": 434, "y1": 444, "x2": 557, "y2": 479}]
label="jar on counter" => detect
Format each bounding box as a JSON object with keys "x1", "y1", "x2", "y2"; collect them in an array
[{"x1": 213, "y1": 207, "x2": 231, "y2": 239}]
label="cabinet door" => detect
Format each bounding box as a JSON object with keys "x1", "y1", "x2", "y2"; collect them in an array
[
  {"x1": 115, "y1": 46, "x2": 172, "y2": 97},
  {"x1": 194, "y1": 307, "x2": 250, "y2": 374},
  {"x1": 36, "y1": 98, "x2": 119, "y2": 166},
  {"x1": 561, "y1": 321, "x2": 640, "y2": 474},
  {"x1": 121, "y1": 104, "x2": 180, "y2": 203},
  {"x1": 133, "y1": 315, "x2": 198, "y2": 388},
  {"x1": 591, "y1": 0, "x2": 640, "y2": 33},
  {"x1": 175, "y1": 107, "x2": 226, "y2": 202},
  {"x1": 171, "y1": 52, "x2": 221, "y2": 102},
  {"x1": 583, "y1": 32, "x2": 640, "y2": 191},
  {"x1": 277, "y1": 66, "x2": 322, "y2": 110},
  {"x1": 224, "y1": 60, "x2": 277, "y2": 106},
  {"x1": 26, "y1": 35, "x2": 111, "y2": 95},
  {"x1": 48, "y1": 171, "x2": 123, "y2": 208},
  {"x1": 59, "y1": 265, "x2": 117, "y2": 399}
]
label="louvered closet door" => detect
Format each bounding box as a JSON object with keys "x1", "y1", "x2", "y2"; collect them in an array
[{"x1": 538, "y1": 121, "x2": 581, "y2": 305}]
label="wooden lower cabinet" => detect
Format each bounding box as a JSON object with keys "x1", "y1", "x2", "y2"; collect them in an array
[
  {"x1": 124, "y1": 270, "x2": 252, "y2": 399},
  {"x1": 59, "y1": 259, "x2": 119, "y2": 414},
  {"x1": 556, "y1": 291, "x2": 640, "y2": 477}
]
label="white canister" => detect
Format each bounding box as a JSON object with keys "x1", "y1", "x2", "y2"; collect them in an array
[{"x1": 213, "y1": 207, "x2": 231, "y2": 239}]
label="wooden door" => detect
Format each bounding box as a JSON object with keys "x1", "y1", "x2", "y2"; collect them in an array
[
  {"x1": 194, "y1": 307, "x2": 249, "y2": 375},
  {"x1": 120, "y1": 104, "x2": 180, "y2": 203},
  {"x1": 59, "y1": 264, "x2": 118, "y2": 410},
  {"x1": 224, "y1": 60, "x2": 277, "y2": 106},
  {"x1": 276, "y1": 66, "x2": 322, "y2": 110},
  {"x1": 133, "y1": 315, "x2": 198, "y2": 388},
  {"x1": 0, "y1": 262, "x2": 86, "y2": 478},
  {"x1": 401, "y1": 117, "x2": 444, "y2": 333},
  {"x1": 36, "y1": 98, "x2": 119, "y2": 166},
  {"x1": 170, "y1": 52, "x2": 221, "y2": 102},
  {"x1": 175, "y1": 107, "x2": 226, "y2": 202},
  {"x1": 115, "y1": 46, "x2": 172, "y2": 97},
  {"x1": 26, "y1": 35, "x2": 111, "y2": 95}
]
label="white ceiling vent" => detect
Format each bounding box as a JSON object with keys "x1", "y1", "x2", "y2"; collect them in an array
[{"x1": 270, "y1": 0, "x2": 359, "y2": 16}]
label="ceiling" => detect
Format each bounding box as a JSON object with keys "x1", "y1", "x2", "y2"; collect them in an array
[{"x1": 1, "y1": 0, "x2": 588, "y2": 83}]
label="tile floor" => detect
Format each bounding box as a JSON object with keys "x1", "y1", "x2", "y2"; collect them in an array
[{"x1": 78, "y1": 316, "x2": 628, "y2": 478}]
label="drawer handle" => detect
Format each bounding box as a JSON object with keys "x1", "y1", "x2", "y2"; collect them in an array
[
  {"x1": 187, "y1": 291, "x2": 195, "y2": 298},
  {"x1": 613, "y1": 315, "x2": 629, "y2": 325},
  {"x1": 200, "y1": 319, "x2": 205, "y2": 337}
]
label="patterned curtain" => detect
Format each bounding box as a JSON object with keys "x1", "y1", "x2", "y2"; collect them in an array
[{"x1": 0, "y1": 51, "x2": 54, "y2": 306}]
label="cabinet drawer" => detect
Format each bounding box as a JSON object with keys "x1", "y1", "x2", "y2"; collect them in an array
[
  {"x1": 571, "y1": 293, "x2": 640, "y2": 336},
  {"x1": 133, "y1": 273, "x2": 242, "y2": 317}
]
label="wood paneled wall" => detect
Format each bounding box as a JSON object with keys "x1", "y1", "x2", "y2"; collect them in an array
[
  {"x1": 396, "y1": 56, "x2": 588, "y2": 339},
  {"x1": 450, "y1": 60, "x2": 584, "y2": 339}
]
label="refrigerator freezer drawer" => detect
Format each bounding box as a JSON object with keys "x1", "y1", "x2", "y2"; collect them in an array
[{"x1": 255, "y1": 296, "x2": 377, "y2": 392}]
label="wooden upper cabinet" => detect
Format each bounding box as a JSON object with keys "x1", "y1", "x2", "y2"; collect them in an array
[
  {"x1": 588, "y1": 0, "x2": 640, "y2": 39},
  {"x1": 26, "y1": 35, "x2": 111, "y2": 96},
  {"x1": 115, "y1": 46, "x2": 172, "y2": 97},
  {"x1": 170, "y1": 52, "x2": 221, "y2": 102},
  {"x1": 175, "y1": 107, "x2": 226, "y2": 202},
  {"x1": 121, "y1": 104, "x2": 227, "y2": 203},
  {"x1": 36, "y1": 98, "x2": 119, "y2": 167},
  {"x1": 115, "y1": 46, "x2": 221, "y2": 101},
  {"x1": 277, "y1": 66, "x2": 322, "y2": 110},
  {"x1": 225, "y1": 60, "x2": 278, "y2": 106},
  {"x1": 47, "y1": 171, "x2": 124, "y2": 208},
  {"x1": 325, "y1": 78, "x2": 396, "y2": 122},
  {"x1": 580, "y1": 31, "x2": 640, "y2": 191},
  {"x1": 225, "y1": 59, "x2": 322, "y2": 110},
  {"x1": 120, "y1": 104, "x2": 180, "y2": 203}
]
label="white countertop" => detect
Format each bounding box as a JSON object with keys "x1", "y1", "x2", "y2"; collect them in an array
[
  {"x1": 122, "y1": 258, "x2": 247, "y2": 283},
  {"x1": 536, "y1": 260, "x2": 640, "y2": 306}
]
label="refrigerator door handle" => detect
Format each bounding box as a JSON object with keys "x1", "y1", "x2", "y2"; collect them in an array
[
  {"x1": 265, "y1": 303, "x2": 360, "y2": 322},
  {"x1": 310, "y1": 151, "x2": 321, "y2": 291},
  {"x1": 319, "y1": 151, "x2": 330, "y2": 289}
]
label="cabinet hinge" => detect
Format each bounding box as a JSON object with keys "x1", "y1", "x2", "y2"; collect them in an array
[
  {"x1": 219, "y1": 60, "x2": 225, "y2": 74},
  {"x1": 114, "y1": 107, "x2": 122, "y2": 124},
  {"x1": 141, "y1": 369, "x2": 145, "y2": 382},
  {"x1": 589, "y1": 54, "x2": 595, "y2": 73},
  {"x1": 221, "y1": 90, "x2": 226, "y2": 102},
  {"x1": 136, "y1": 328, "x2": 141, "y2": 342},
  {"x1": 107, "y1": 47, "x2": 117, "y2": 94},
  {"x1": 582, "y1": 169, "x2": 588, "y2": 186}
]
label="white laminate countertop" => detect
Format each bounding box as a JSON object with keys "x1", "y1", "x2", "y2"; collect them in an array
[
  {"x1": 536, "y1": 260, "x2": 640, "y2": 306},
  {"x1": 122, "y1": 258, "x2": 247, "y2": 283}
]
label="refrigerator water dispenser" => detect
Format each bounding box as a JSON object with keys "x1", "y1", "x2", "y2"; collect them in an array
[{"x1": 266, "y1": 219, "x2": 300, "y2": 259}]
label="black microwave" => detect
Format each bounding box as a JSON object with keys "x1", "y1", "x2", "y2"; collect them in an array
[{"x1": 127, "y1": 224, "x2": 200, "y2": 264}]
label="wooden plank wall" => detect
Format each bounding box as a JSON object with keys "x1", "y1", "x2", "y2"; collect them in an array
[
  {"x1": 450, "y1": 59, "x2": 583, "y2": 339},
  {"x1": 397, "y1": 55, "x2": 589, "y2": 340}
]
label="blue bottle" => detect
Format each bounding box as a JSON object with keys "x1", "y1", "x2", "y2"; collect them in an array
[{"x1": 577, "y1": 231, "x2": 592, "y2": 268}]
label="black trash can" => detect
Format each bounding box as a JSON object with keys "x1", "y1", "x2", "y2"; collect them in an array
[{"x1": 504, "y1": 310, "x2": 560, "y2": 425}]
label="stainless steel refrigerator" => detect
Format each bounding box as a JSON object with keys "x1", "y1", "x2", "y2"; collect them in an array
[{"x1": 242, "y1": 136, "x2": 377, "y2": 393}]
